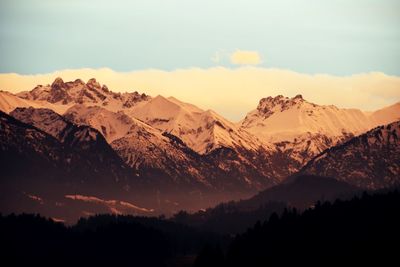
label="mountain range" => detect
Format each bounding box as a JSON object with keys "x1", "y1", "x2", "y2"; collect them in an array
[{"x1": 1, "y1": 77, "x2": 399, "y2": 222}]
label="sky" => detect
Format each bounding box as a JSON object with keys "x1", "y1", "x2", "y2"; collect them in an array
[{"x1": 0, "y1": 0, "x2": 399, "y2": 120}]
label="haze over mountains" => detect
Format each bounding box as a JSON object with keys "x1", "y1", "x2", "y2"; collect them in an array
[{"x1": 0, "y1": 77, "x2": 399, "y2": 222}]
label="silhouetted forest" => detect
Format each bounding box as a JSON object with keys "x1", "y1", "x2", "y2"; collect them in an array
[
  {"x1": 0, "y1": 213, "x2": 225, "y2": 267},
  {"x1": 172, "y1": 201, "x2": 286, "y2": 235},
  {"x1": 172, "y1": 175, "x2": 360, "y2": 235},
  {"x1": 2, "y1": 190, "x2": 399, "y2": 266},
  {"x1": 194, "y1": 190, "x2": 400, "y2": 267}
]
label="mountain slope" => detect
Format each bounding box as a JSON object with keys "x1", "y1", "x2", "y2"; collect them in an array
[
  {"x1": 300, "y1": 121, "x2": 400, "y2": 189},
  {"x1": 12, "y1": 78, "x2": 284, "y2": 186},
  {"x1": 3, "y1": 78, "x2": 399, "y2": 193},
  {"x1": 64, "y1": 104, "x2": 142, "y2": 143},
  {"x1": 0, "y1": 110, "x2": 157, "y2": 222},
  {"x1": 125, "y1": 94, "x2": 291, "y2": 187},
  {"x1": 7, "y1": 107, "x2": 137, "y2": 189},
  {"x1": 369, "y1": 102, "x2": 400, "y2": 126},
  {"x1": 10, "y1": 107, "x2": 135, "y2": 188},
  {"x1": 241, "y1": 95, "x2": 400, "y2": 167},
  {"x1": 64, "y1": 104, "x2": 280, "y2": 191},
  {"x1": 128, "y1": 95, "x2": 269, "y2": 155},
  {"x1": 243, "y1": 175, "x2": 358, "y2": 209},
  {"x1": 0, "y1": 90, "x2": 71, "y2": 114},
  {"x1": 173, "y1": 174, "x2": 358, "y2": 235},
  {"x1": 0, "y1": 108, "x2": 213, "y2": 219},
  {"x1": 241, "y1": 95, "x2": 369, "y2": 142}
]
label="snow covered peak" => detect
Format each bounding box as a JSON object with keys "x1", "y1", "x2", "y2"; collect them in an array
[
  {"x1": 128, "y1": 95, "x2": 269, "y2": 154},
  {"x1": 64, "y1": 104, "x2": 160, "y2": 143},
  {"x1": 241, "y1": 94, "x2": 400, "y2": 169},
  {"x1": 242, "y1": 95, "x2": 372, "y2": 142}
]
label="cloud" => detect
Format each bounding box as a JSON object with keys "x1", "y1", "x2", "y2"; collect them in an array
[
  {"x1": 0, "y1": 67, "x2": 399, "y2": 121},
  {"x1": 230, "y1": 50, "x2": 262, "y2": 65}
]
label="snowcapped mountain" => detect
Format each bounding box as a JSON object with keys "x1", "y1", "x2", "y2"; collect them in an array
[
  {"x1": 1, "y1": 76, "x2": 400, "y2": 222},
  {"x1": 0, "y1": 79, "x2": 287, "y2": 194},
  {"x1": 0, "y1": 109, "x2": 142, "y2": 207},
  {"x1": 64, "y1": 104, "x2": 140, "y2": 143},
  {"x1": 124, "y1": 94, "x2": 295, "y2": 187},
  {"x1": 241, "y1": 95, "x2": 369, "y2": 142},
  {"x1": 64, "y1": 104, "x2": 218, "y2": 189},
  {"x1": 128, "y1": 95, "x2": 270, "y2": 154},
  {"x1": 63, "y1": 104, "x2": 282, "y2": 191},
  {"x1": 300, "y1": 121, "x2": 400, "y2": 190},
  {"x1": 9, "y1": 107, "x2": 136, "y2": 189},
  {"x1": 240, "y1": 95, "x2": 400, "y2": 166},
  {"x1": 126, "y1": 95, "x2": 297, "y2": 187},
  {"x1": 1, "y1": 77, "x2": 399, "y2": 199}
]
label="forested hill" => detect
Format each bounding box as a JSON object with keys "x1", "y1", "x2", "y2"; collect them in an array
[
  {"x1": 194, "y1": 190, "x2": 400, "y2": 267},
  {"x1": 2, "y1": 190, "x2": 399, "y2": 267}
]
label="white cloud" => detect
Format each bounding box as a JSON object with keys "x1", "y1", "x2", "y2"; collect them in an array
[
  {"x1": 230, "y1": 50, "x2": 262, "y2": 65},
  {"x1": 0, "y1": 67, "x2": 399, "y2": 121}
]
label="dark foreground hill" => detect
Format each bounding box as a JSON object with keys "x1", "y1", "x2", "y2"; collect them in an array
[
  {"x1": 0, "y1": 213, "x2": 226, "y2": 267},
  {"x1": 194, "y1": 190, "x2": 400, "y2": 267},
  {"x1": 172, "y1": 175, "x2": 358, "y2": 235},
  {"x1": 2, "y1": 190, "x2": 399, "y2": 267}
]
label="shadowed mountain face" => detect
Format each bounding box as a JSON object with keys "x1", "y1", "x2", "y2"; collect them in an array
[
  {"x1": 301, "y1": 121, "x2": 400, "y2": 189},
  {"x1": 0, "y1": 110, "x2": 152, "y2": 221},
  {"x1": 63, "y1": 105, "x2": 280, "y2": 193},
  {"x1": 10, "y1": 106, "x2": 279, "y2": 193},
  {"x1": 10, "y1": 107, "x2": 132, "y2": 176}
]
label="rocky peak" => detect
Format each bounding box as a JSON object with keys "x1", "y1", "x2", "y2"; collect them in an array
[
  {"x1": 257, "y1": 94, "x2": 306, "y2": 117},
  {"x1": 101, "y1": 85, "x2": 109, "y2": 93},
  {"x1": 293, "y1": 94, "x2": 303, "y2": 100},
  {"x1": 65, "y1": 79, "x2": 85, "y2": 88},
  {"x1": 86, "y1": 78, "x2": 101, "y2": 90},
  {"x1": 51, "y1": 77, "x2": 65, "y2": 89},
  {"x1": 17, "y1": 78, "x2": 150, "y2": 108},
  {"x1": 122, "y1": 91, "x2": 151, "y2": 108},
  {"x1": 48, "y1": 77, "x2": 71, "y2": 103}
]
